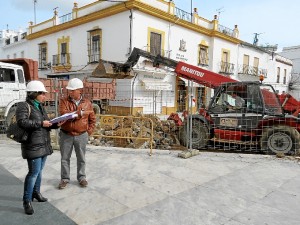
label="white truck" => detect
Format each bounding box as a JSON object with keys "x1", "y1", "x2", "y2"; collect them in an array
[
  {"x1": 0, "y1": 61, "x2": 27, "y2": 128},
  {"x1": 0, "y1": 58, "x2": 116, "y2": 130}
]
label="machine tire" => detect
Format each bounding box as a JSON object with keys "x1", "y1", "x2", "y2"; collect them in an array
[
  {"x1": 180, "y1": 119, "x2": 209, "y2": 149},
  {"x1": 260, "y1": 126, "x2": 300, "y2": 155},
  {"x1": 6, "y1": 107, "x2": 16, "y2": 127}
]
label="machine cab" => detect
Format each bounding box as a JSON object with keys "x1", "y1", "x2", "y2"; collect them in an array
[{"x1": 208, "y1": 82, "x2": 283, "y2": 132}]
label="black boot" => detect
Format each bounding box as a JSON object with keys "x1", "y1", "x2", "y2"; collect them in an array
[
  {"x1": 32, "y1": 192, "x2": 48, "y2": 202},
  {"x1": 23, "y1": 201, "x2": 34, "y2": 215}
]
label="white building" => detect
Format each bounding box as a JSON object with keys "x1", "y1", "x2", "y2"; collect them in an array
[
  {"x1": 0, "y1": 0, "x2": 292, "y2": 116},
  {"x1": 279, "y1": 46, "x2": 300, "y2": 99}
]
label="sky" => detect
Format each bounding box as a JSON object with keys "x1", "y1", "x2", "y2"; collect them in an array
[{"x1": 0, "y1": 0, "x2": 299, "y2": 51}]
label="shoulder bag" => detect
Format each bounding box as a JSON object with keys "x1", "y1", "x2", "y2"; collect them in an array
[{"x1": 6, "y1": 103, "x2": 31, "y2": 143}]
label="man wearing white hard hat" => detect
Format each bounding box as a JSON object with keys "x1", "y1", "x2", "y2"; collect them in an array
[
  {"x1": 16, "y1": 80, "x2": 61, "y2": 215},
  {"x1": 58, "y1": 78, "x2": 96, "y2": 189}
]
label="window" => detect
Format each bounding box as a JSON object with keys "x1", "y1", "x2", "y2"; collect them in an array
[
  {"x1": 0, "y1": 68, "x2": 15, "y2": 82},
  {"x1": 219, "y1": 50, "x2": 234, "y2": 74},
  {"x1": 17, "y1": 69, "x2": 25, "y2": 83},
  {"x1": 283, "y1": 69, "x2": 287, "y2": 84},
  {"x1": 55, "y1": 36, "x2": 70, "y2": 66},
  {"x1": 39, "y1": 43, "x2": 47, "y2": 69},
  {"x1": 150, "y1": 32, "x2": 162, "y2": 55},
  {"x1": 147, "y1": 28, "x2": 165, "y2": 56},
  {"x1": 261, "y1": 86, "x2": 282, "y2": 115},
  {"x1": 243, "y1": 55, "x2": 249, "y2": 74},
  {"x1": 253, "y1": 57, "x2": 259, "y2": 75},
  {"x1": 198, "y1": 45, "x2": 208, "y2": 66},
  {"x1": 276, "y1": 67, "x2": 280, "y2": 83},
  {"x1": 88, "y1": 29, "x2": 101, "y2": 63},
  {"x1": 61, "y1": 43, "x2": 67, "y2": 64}
]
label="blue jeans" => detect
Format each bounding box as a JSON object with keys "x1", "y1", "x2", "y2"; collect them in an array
[{"x1": 23, "y1": 156, "x2": 47, "y2": 201}]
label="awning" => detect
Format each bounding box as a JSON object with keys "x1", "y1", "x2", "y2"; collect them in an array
[
  {"x1": 135, "y1": 68, "x2": 173, "y2": 91},
  {"x1": 142, "y1": 79, "x2": 172, "y2": 91},
  {"x1": 180, "y1": 78, "x2": 203, "y2": 87}
]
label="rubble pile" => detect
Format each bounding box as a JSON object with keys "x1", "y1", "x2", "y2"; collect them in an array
[{"x1": 90, "y1": 114, "x2": 181, "y2": 150}]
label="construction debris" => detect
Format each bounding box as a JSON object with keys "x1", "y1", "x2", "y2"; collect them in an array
[
  {"x1": 178, "y1": 149, "x2": 200, "y2": 159},
  {"x1": 89, "y1": 113, "x2": 182, "y2": 150}
]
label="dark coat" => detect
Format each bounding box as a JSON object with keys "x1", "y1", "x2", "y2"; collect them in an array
[{"x1": 16, "y1": 98, "x2": 58, "y2": 159}]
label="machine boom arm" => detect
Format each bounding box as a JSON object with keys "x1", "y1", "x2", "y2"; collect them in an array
[{"x1": 117, "y1": 47, "x2": 236, "y2": 89}]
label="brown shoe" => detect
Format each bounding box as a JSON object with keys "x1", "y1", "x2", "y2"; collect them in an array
[
  {"x1": 79, "y1": 179, "x2": 88, "y2": 187},
  {"x1": 58, "y1": 180, "x2": 68, "y2": 189}
]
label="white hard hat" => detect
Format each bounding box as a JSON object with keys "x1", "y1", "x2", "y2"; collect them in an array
[
  {"x1": 66, "y1": 78, "x2": 83, "y2": 90},
  {"x1": 26, "y1": 80, "x2": 48, "y2": 93}
]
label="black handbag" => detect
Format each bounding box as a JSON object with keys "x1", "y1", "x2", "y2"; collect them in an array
[{"x1": 6, "y1": 103, "x2": 31, "y2": 143}]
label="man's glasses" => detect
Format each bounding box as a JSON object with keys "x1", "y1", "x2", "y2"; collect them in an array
[{"x1": 38, "y1": 92, "x2": 46, "y2": 96}]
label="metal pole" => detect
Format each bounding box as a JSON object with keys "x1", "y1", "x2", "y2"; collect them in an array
[
  {"x1": 189, "y1": 81, "x2": 193, "y2": 150},
  {"x1": 34, "y1": 0, "x2": 37, "y2": 24},
  {"x1": 186, "y1": 81, "x2": 190, "y2": 149},
  {"x1": 54, "y1": 78, "x2": 59, "y2": 146},
  {"x1": 190, "y1": 0, "x2": 193, "y2": 23}
]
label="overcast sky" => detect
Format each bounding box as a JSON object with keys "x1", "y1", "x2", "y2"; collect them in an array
[{"x1": 1, "y1": 0, "x2": 298, "y2": 51}]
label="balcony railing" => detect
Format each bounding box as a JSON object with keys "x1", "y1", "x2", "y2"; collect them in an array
[
  {"x1": 52, "y1": 53, "x2": 71, "y2": 66},
  {"x1": 175, "y1": 7, "x2": 191, "y2": 22},
  {"x1": 88, "y1": 52, "x2": 100, "y2": 63},
  {"x1": 198, "y1": 58, "x2": 209, "y2": 67},
  {"x1": 238, "y1": 64, "x2": 268, "y2": 77},
  {"x1": 59, "y1": 13, "x2": 72, "y2": 24},
  {"x1": 219, "y1": 61, "x2": 235, "y2": 74},
  {"x1": 218, "y1": 24, "x2": 234, "y2": 37}
]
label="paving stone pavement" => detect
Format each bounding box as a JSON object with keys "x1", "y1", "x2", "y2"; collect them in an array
[{"x1": 1, "y1": 138, "x2": 300, "y2": 225}]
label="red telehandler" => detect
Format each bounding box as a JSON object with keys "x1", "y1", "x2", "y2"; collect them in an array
[{"x1": 98, "y1": 48, "x2": 300, "y2": 155}]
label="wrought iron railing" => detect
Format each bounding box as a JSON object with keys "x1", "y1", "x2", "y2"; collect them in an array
[
  {"x1": 238, "y1": 64, "x2": 268, "y2": 77},
  {"x1": 88, "y1": 53, "x2": 101, "y2": 63},
  {"x1": 52, "y1": 53, "x2": 71, "y2": 66},
  {"x1": 219, "y1": 61, "x2": 235, "y2": 74},
  {"x1": 175, "y1": 7, "x2": 191, "y2": 22},
  {"x1": 218, "y1": 24, "x2": 234, "y2": 37},
  {"x1": 59, "y1": 13, "x2": 72, "y2": 24}
]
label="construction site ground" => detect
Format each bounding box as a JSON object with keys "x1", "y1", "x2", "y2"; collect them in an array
[{"x1": 1, "y1": 136, "x2": 300, "y2": 225}]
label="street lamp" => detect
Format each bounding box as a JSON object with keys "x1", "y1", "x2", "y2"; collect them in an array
[{"x1": 34, "y1": 0, "x2": 37, "y2": 24}]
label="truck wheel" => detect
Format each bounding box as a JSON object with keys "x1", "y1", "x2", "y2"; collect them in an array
[
  {"x1": 6, "y1": 107, "x2": 16, "y2": 127},
  {"x1": 260, "y1": 126, "x2": 300, "y2": 155},
  {"x1": 180, "y1": 120, "x2": 209, "y2": 149}
]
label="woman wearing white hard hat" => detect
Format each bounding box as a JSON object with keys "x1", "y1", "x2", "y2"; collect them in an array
[{"x1": 16, "y1": 80, "x2": 61, "y2": 215}]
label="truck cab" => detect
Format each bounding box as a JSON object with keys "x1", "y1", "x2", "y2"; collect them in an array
[{"x1": 0, "y1": 62, "x2": 27, "y2": 127}]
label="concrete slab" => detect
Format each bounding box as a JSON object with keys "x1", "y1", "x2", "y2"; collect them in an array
[{"x1": 1, "y1": 139, "x2": 300, "y2": 225}]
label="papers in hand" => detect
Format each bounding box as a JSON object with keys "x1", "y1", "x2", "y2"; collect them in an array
[{"x1": 50, "y1": 112, "x2": 78, "y2": 124}]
